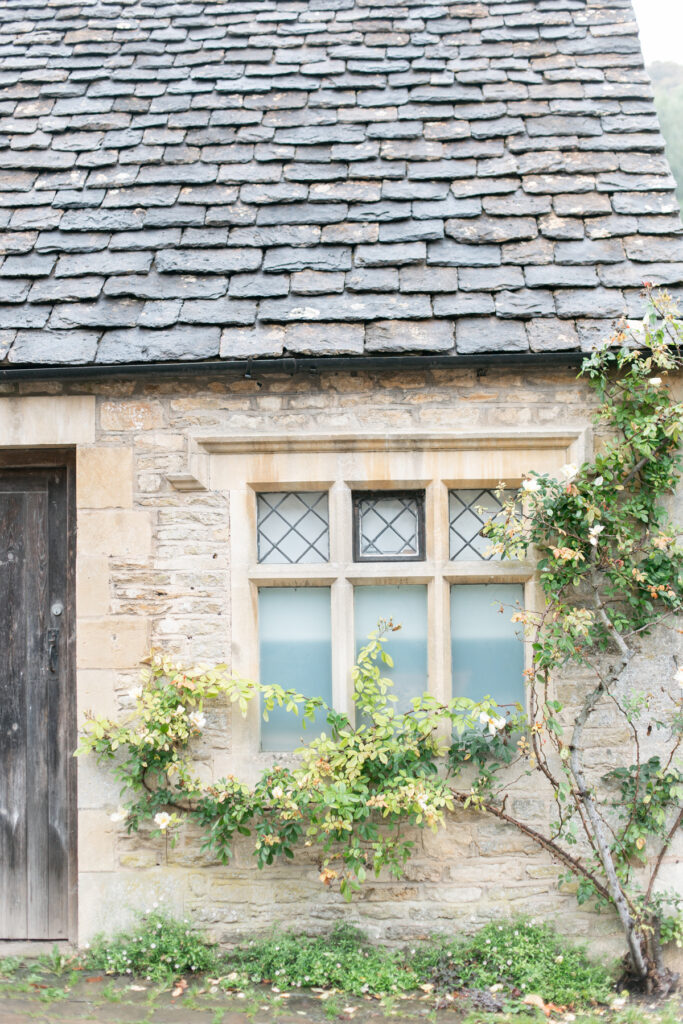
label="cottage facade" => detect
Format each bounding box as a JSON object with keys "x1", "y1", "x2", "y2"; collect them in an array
[{"x1": 0, "y1": 0, "x2": 681, "y2": 953}]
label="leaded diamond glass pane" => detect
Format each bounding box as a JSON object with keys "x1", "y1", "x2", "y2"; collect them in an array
[
  {"x1": 449, "y1": 488, "x2": 510, "y2": 561},
  {"x1": 257, "y1": 491, "x2": 329, "y2": 564},
  {"x1": 355, "y1": 491, "x2": 424, "y2": 561}
]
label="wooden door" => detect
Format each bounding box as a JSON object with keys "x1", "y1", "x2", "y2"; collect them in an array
[{"x1": 0, "y1": 462, "x2": 75, "y2": 940}]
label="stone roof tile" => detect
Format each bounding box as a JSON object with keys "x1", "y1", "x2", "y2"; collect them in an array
[{"x1": 0, "y1": 0, "x2": 680, "y2": 367}]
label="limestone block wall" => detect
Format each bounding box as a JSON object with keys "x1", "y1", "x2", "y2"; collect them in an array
[{"x1": 0, "y1": 365, "x2": 680, "y2": 957}]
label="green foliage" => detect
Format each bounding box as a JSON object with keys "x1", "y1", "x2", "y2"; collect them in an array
[
  {"x1": 84, "y1": 910, "x2": 221, "y2": 982},
  {"x1": 419, "y1": 920, "x2": 613, "y2": 1007},
  {"x1": 225, "y1": 921, "x2": 419, "y2": 996},
  {"x1": 77, "y1": 629, "x2": 490, "y2": 897},
  {"x1": 80, "y1": 911, "x2": 614, "y2": 1009}
]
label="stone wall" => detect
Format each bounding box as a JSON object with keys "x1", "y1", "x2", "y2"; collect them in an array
[{"x1": 0, "y1": 364, "x2": 680, "y2": 960}]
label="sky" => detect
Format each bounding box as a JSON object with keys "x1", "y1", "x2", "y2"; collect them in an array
[{"x1": 630, "y1": 0, "x2": 683, "y2": 65}]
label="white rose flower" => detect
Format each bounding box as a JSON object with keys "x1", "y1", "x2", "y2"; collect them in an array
[
  {"x1": 128, "y1": 685, "x2": 143, "y2": 701},
  {"x1": 588, "y1": 524, "x2": 604, "y2": 546},
  {"x1": 650, "y1": 377, "x2": 662, "y2": 387},
  {"x1": 154, "y1": 812, "x2": 172, "y2": 831},
  {"x1": 593, "y1": 476, "x2": 604, "y2": 487},
  {"x1": 479, "y1": 711, "x2": 506, "y2": 734},
  {"x1": 271, "y1": 785, "x2": 284, "y2": 800},
  {"x1": 560, "y1": 463, "x2": 578, "y2": 479},
  {"x1": 189, "y1": 710, "x2": 206, "y2": 731},
  {"x1": 110, "y1": 806, "x2": 128, "y2": 823},
  {"x1": 522, "y1": 477, "x2": 540, "y2": 492}
]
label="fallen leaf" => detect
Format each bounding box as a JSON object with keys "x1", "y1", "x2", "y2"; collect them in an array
[
  {"x1": 86, "y1": 976, "x2": 104, "y2": 984},
  {"x1": 129, "y1": 984, "x2": 146, "y2": 992},
  {"x1": 524, "y1": 993, "x2": 547, "y2": 1012},
  {"x1": 171, "y1": 978, "x2": 188, "y2": 999}
]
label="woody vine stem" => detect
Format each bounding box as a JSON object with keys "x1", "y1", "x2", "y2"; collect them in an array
[{"x1": 79, "y1": 288, "x2": 683, "y2": 994}]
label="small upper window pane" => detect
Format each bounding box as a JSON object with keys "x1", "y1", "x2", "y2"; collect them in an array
[
  {"x1": 353, "y1": 490, "x2": 425, "y2": 562},
  {"x1": 449, "y1": 488, "x2": 510, "y2": 561},
  {"x1": 257, "y1": 491, "x2": 329, "y2": 564}
]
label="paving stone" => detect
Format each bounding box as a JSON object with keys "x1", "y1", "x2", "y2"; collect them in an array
[
  {"x1": 97, "y1": 325, "x2": 220, "y2": 363},
  {"x1": 8, "y1": 328, "x2": 99, "y2": 364},
  {"x1": 456, "y1": 317, "x2": 528, "y2": 353},
  {"x1": 365, "y1": 319, "x2": 454, "y2": 352}
]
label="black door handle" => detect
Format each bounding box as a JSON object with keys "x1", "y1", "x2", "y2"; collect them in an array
[{"x1": 47, "y1": 628, "x2": 60, "y2": 673}]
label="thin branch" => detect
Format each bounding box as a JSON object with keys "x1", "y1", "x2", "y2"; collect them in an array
[
  {"x1": 450, "y1": 790, "x2": 613, "y2": 906},
  {"x1": 644, "y1": 805, "x2": 683, "y2": 908}
]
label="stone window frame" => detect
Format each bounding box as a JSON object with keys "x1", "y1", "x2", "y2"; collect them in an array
[{"x1": 191, "y1": 430, "x2": 587, "y2": 774}]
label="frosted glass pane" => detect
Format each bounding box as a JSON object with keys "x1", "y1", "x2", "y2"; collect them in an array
[
  {"x1": 354, "y1": 585, "x2": 428, "y2": 713},
  {"x1": 257, "y1": 492, "x2": 329, "y2": 564},
  {"x1": 356, "y1": 493, "x2": 423, "y2": 560},
  {"x1": 259, "y1": 588, "x2": 332, "y2": 751},
  {"x1": 451, "y1": 584, "x2": 525, "y2": 708},
  {"x1": 449, "y1": 488, "x2": 510, "y2": 561}
]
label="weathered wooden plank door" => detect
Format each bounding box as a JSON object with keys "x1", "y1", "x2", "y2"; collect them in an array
[{"x1": 0, "y1": 463, "x2": 75, "y2": 940}]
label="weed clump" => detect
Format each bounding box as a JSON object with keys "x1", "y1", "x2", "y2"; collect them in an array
[{"x1": 85, "y1": 910, "x2": 220, "y2": 983}]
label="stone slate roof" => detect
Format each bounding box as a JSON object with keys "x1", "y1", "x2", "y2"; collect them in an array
[{"x1": 0, "y1": 0, "x2": 681, "y2": 367}]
